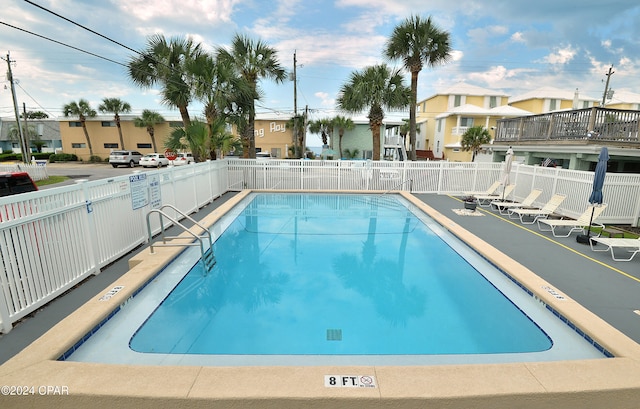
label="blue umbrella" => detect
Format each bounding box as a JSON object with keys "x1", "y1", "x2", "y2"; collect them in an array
[{"x1": 578, "y1": 147, "x2": 608, "y2": 243}]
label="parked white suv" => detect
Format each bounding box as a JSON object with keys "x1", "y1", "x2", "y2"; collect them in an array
[{"x1": 109, "y1": 150, "x2": 143, "y2": 168}]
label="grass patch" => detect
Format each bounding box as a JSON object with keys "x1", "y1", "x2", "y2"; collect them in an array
[
  {"x1": 590, "y1": 226, "x2": 640, "y2": 239},
  {"x1": 36, "y1": 175, "x2": 69, "y2": 187}
]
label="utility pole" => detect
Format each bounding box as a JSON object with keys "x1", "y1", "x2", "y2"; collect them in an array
[
  {"x1": 3, "y1": 52, "x2": 29, "y2": 163},
  {"x1": 601, "y1": 65, "x2": 614, "y2": 107},
  {"x1": 23, "y1": 103, "x2": 30, "y2": 160},
  {"x1": 292, "y1": 51, "x2": 298, "y2": 158}
]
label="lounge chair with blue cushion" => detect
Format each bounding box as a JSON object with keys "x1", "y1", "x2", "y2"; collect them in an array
[
  {"x1": 589, "y1": 236, "x2": 640, "y2": 261},
  {"x1": 508, "y1": 193, "x2": 567, "y2": 224},
  {"x1": 537, "y1": 203, "x2": 608, "y2": 237},
  {"x1": 491, "y1": 189, "x2": 542, "y2": 214}
]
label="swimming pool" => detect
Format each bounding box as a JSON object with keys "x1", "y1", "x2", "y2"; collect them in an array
[{"x1": 63, "y1": 193, "x2": 606, "y2": 366}]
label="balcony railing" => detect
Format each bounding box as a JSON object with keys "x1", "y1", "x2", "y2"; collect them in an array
[{"x1": 494, "y1": 107, "x2": 640, "y2": 145}]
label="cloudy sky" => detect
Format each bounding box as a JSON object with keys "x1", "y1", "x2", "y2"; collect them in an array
[{"x1": 2, "y1": 0, "x2": 640, "y2": 138}]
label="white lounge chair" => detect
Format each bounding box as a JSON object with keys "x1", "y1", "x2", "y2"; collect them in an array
[
  {"x1": 463, "y1": 181, "x2": 501, "y2": 197},
  {"x1": 491, "y1": 189, "x2": 542, "y2": 214},
  {"x1": 508, "y1": 193, "x2": 567, "y2": 224},
  {"x1": 589, "y1": 236, "x2": 640, "y2": 261},
  {"x1": 476, "y1": 184, "x2": 515, "y2": 206},
  {"x1": 537, "y1": 204, "x2": 608, "y2": 237}
]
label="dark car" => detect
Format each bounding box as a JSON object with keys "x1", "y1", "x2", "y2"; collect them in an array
[{"x1": 0, "y1": 172, "x2": 38, "y2": 197}]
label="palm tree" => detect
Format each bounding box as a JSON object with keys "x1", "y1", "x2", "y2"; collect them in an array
[
  {"x1": 286, "y1": 115, "x2": 307, "y2": 158},
  {"x1": 217, "y1": 33, "x2": 287, "y2": 158},
  {"x1": 336, "y1": 64, "x2": 410, "y2": 161},
  {"x1": 209, "y1": 116, "x2": 241, "y2": 160},
  {"x1": 99, "y1": 97, "x2": 131, "y2": 149},
  {"x1": 189, "y1": 52, "x2": 255, "y2": 145},
  {"x1": 332, "y1": 115, "x2": 355, "y2": 159},
  {"x1": 63, "y1": 99, "x2": 97, "y2": 156},
  {"x1": 461, "y1": 125, "x2": 492, "y2": 162},
  {"x1": 165, "y1": 120, "x2": 209, "y2": 162},
  {"x1": 128, "y1": 34, "x2": 202, "y2": 128},
  {"x1": 8, "y1": 124, "x2": 38, "y2": 156},
  {"x1": 134, "y1": 109, "x2": 165, "y2": 153},
  {"x1": 385, "y1": 15, "x2": 452, "y2": 160},
  {"x1": 308, "y1": 118, "x2": 332, "y2": 146}
]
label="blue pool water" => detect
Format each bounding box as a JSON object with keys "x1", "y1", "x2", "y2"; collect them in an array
[
  {"x1": 64, "y1": 193, "x2": 607, "y2": 366},
  {"x1": 130, "y1": 193, "x2": 551, "y2": 355}
]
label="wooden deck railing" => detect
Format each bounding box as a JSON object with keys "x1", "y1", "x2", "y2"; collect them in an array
[{"x1": 495, "y1": 107, "x2": 640, "y2": 145}]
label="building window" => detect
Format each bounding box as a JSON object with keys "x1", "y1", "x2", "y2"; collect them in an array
[
  {"x1": 101, "y1": 121, "x2": 116, "y2": 127},
  {"x1": 137, "y1": 143, "x2": 152, "y2": 149},
  {"x1": 489, "y1": 96, "x2": 497, "y2": 108},
  {"x1": 12, "y1": 143, "x2": 19, "y2": 148},
  {"x1": 454, "y1": 95, "x2": 462, "y2": 107},
  {"x1": 104, "y1": 143, "x2": 119, "y2": 148},
  {"x1": 362, "y1": 150, "x2": 373, "y2": 160},
  {"x1": 437, "y1": 119, "x2": 442, "y2": 132},
  {"x1": 68, "y1": 121, "x2": 82, "y2": 127},
  {"x1": 460, "y1": 117, "x2": 474, "y2": 127},
  {"x1": 71, "y1": 143, "x2": 87, "y2": 148},
  {"x1": 169, "y1": 121, "x2": 183, "y2": 127},
  {"x1": 549, "y1": 99, "x2": 558, "y2": 111}
]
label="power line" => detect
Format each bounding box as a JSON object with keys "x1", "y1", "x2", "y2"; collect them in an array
[
  {"x1": 0, "y1": 21, "x2": 127, "y2": 67},
  {"x1": 15, "y1": 82, "x2": 57, "y2": 117},
  {"x1": 23, "y1": 0, "x2": 141, "y2": 56}
]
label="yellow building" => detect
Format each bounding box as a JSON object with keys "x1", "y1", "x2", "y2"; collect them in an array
[
  {"x1": 601, "y1": 90, "x2": 640, "y2": 110},
  {"x1": 59, "y1": 114, "x2": 295, "y2": 161},
  {"x1": 508, "y1": 86, "x2": 599, "y2": 113},
  {"x1": 59, "y1": 115, "x2": 181, "y2": 161},
  {"x1": 417, "y1": 83, "x2": 527, "y2": 161},
  {"x1": 251, "y1": 116, "x2": 294, "y2": 158}
]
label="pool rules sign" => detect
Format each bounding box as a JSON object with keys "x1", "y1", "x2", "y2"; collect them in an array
[{"x1": 324, "y1": 375, "x2": 377, "y2": 388}]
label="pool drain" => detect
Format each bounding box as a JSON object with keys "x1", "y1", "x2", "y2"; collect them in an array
[{"x1": 326, "y1": 329, "x2": 342, "y2": 341}]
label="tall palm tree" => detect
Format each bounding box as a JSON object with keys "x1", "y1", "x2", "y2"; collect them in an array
[
  {"x1": 461, "y1": 125, "x2": 492, "y2": 162},
  {"x1": 385, "y1": 15, "x2": 452, "y2": 160},
  {"x1": 128, "y1": 34, "x2": 202, "y2": 128},
  {"x1": 189, "y1": 52, "x2": 255, "y2": 145},
  {"x1": 217, "y1": 33, "x2": 287, "y2": 158},
  {"x1": 63, "y1": 99, "x2": 97, "y2": 156},
  {"x1": 332, "y1": 115, "x2": 355, "y2": 159},
  {"x1": 336, "y1": 65, "x2": 410, "y2": 161},
  {"x1": 99, "y1": 97, "x2": 131, "y2": 150},
  {"x1": 134, "y1": 109, "x2": 165, "y2": 153}
]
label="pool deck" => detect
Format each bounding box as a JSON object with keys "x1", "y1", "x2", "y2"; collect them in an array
[{"x1": 1, "y1": 191, "x2": 640, "y2": 408}]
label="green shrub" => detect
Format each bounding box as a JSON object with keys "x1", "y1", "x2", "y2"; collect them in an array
[
  {"x1": 88, "y1": 155, "x2": 102, "y2": 163},
  {"x1": 48, "y1": 153, "x2": 78, "y2": 163}
]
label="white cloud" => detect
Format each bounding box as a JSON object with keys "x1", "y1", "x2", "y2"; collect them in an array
[
  {"x1": 511, "y1": 32, "x2": 525, "y2": 43},
  {"x1": 540, "y1": 46, "x2": 577, "y2": 65},
  {"x1": 118, "y1": 0, "x2": 239, "y2": 23},
  {"x1": 314, "y1": 91, "x2": 335, "y2": 107}
]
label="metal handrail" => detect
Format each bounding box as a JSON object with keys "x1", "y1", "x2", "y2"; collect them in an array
[
  {"x1": 383, "y1": 179, "x2": 413, "y2": 195},
  {"x1": 146, "y1": 204, "x2": 215, "y2": 270}
]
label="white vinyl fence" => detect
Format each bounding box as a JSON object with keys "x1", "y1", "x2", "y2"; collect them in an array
[
  {"x1": 0, "y1": 162, "x2": 49, "y2": 181},
  {"x1": 1, "y1": 158, "x2": 638, "y2": 333}
]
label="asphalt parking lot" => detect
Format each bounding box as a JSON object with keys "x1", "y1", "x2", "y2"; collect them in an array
[{"x1": 42, "y1": 162, "x2": 163, "y2": 188}]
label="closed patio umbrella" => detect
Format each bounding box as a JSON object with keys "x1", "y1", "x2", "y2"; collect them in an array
[
  {"x1": 500, "y1": 147, "x2": 513, "y2": 202},
  {"x1": 577, "y1": 147, "x2": 608, "y2": 244}
]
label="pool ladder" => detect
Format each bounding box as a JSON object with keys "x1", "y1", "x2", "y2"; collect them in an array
[{"x1": 146, "y1": 204, "x2": 216, "y2": 275}]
